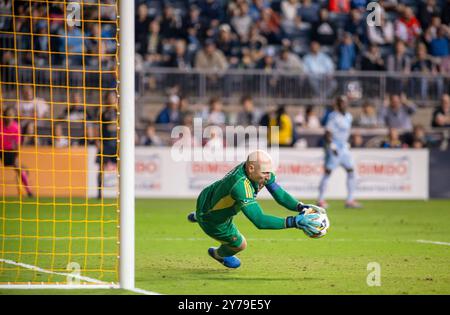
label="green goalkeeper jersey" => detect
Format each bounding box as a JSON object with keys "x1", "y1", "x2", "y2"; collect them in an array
[{"x1": 195, "y1": 162, "x2": 300, "y2": 229}]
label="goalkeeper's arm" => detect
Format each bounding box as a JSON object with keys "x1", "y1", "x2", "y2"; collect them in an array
[
  {"x1": 239, "y1": 200, "x2": 321, "y2": 236},
  {"x1": 239, "y1": 200, "x2": 294, "y2": 230},
  {"x1": 265, "y1": 175, "x2": 306, "y2": 212}
]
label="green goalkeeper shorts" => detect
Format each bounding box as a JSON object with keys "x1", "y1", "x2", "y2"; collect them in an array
[{"x1": 198, "y1": 219, "x2": 244, "y2": 248}]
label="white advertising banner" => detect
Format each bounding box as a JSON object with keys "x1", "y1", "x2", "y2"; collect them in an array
[{"x1": 88, "y1": 147, "x2": 429, "y2": 199}]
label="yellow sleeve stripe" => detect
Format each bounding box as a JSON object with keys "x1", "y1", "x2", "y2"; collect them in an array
[{"x1": 244, "y1": 180, "x2": 253, "y2": 199}]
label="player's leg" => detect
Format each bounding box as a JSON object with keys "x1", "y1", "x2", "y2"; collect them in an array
[
  {"x1": 10, "y1": 152, "x2": 33, "y2": 197},
  {"x1": 201, "y1": 222, "x2": 244, "y2": 269},
  {"x1": 318, "y1": 150, "x2": 336, "y2": 208},
  {"x1": 342, "y1": 152, "x2": 362, "y2": 208}
]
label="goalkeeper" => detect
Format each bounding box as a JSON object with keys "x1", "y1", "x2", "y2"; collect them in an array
[{"x1": 187, "y1": 150, "x2": 324, "y2": 269}]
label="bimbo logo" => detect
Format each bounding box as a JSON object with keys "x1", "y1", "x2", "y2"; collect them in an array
[{"x1": 357, "y1": 156, "x2": 410, "y2": 178}]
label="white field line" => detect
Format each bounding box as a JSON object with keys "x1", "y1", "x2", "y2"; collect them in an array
[
  {"x1": 1, "y1": 236, "x2": 116, "y2": 241},
  {"x1": 0, "y1": 258, "x2": 161, "y2": 295},
  {"x1": 416, "y1": 240, "x2": 450, "y2": 246},
  {"x1": 127, "y1": 287, "x2": 161, "y2": 295},
  {"x1": 0, "y1": 258, "x2": 105, "y2": 284}
]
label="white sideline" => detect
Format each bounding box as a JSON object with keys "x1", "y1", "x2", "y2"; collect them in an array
[
  {"x1": 0, "y1": 258, "x2": 160, "y2": 295},
  {"x1": 416, "y1": 240, "x2": 450, "y2": 246}
]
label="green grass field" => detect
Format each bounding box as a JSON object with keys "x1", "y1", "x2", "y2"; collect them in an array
[{"x1": 1, "y1": 198, "x2": 450, "y2": 295}]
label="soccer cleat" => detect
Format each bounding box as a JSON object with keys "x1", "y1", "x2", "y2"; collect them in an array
[
  {"x1": 345, "y1": 200, "x2": 363, "y2": 209},
  {"x1": 208, "y1": 247, "x2": 241, "y2": 269},
  {"x1": 187, "y1": 211, "x2": 197, "y2": 223},
  {"x1": 317, "y1": 200, "x2": 329, "y2": 209}
]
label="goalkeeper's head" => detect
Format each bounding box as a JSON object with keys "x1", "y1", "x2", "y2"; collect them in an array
[{"x1": 245, "y1": 150, "x2": 273, "y2": 190}]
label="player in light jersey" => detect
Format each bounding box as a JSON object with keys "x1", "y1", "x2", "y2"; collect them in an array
[
  {"x1": 187, "y1": 150, "x2": 325, "y2": 269},
  {"x1": 317, "y1": 96, "x2": 362, "y2": 209},
  {"x1": 0, "y1": 107, "x2": 33, "y2": 197}
]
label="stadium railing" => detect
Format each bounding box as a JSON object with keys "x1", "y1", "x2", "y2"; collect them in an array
[{"x1": 136, "y1": 67, "x2": 450, "y2": 107}]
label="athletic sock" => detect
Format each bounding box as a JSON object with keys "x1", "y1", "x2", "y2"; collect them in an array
[
  {"x1": 20, "y1": 171, "x2": 32, "y2": 195},
  {"x1": 347, "y1": 171, "x2": 355, "y2": 202},
  {"x1": 217, "y1": 245, "x2": 237, "y2": 258},
  {"x1": 318, "y1": 173, "x2": 330, "y2": 202}
]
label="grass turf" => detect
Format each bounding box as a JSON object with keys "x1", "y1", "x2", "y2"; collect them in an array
[{"x1": 1, "y1": 198, "x2": 450, "y2": 295}]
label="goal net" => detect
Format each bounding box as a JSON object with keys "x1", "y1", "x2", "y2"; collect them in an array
[{"x1": 0, "y1": 0, "x2": 123, "y2": 288}]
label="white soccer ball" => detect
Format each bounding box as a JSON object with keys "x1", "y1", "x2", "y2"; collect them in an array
[{"x1": 302, "y1": 207, "x2": 330, "y2": 239}]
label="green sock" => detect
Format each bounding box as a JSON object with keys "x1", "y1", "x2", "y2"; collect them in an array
[{"x1": 217, "y1": 245, "x2": 237, "y2": 257}]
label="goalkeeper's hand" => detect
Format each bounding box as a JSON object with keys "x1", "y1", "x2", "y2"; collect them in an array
[
  {"x1": 286, "y1": 212, "x2": 321, "y2": 236},
  {"x1": 297, "y1": 203, "x2": 327, "y2": 215}
]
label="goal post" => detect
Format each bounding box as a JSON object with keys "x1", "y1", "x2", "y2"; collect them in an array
[
  {"x1": 0, "y1": 0, "x2": 134, "y2": 290},
  {"x1": 118, "y1": 0, "x2": 135, "y2": 290}
]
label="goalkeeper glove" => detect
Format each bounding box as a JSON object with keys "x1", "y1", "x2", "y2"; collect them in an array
[{"x1": 285, "y1": 212, "x2": 321, "y2": 236}]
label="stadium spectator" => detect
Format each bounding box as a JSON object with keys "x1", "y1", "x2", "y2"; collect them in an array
[
  {"x1": 140, "y1": 122, "x2": 163, "y2": 146},
  {"x1": 386, "y1": 40, "x2": 411, "y2": 93},
  {"x1": 344, "y1": 8, "x2": 368, "y2": 46},
  {"x1": 302, "y1": 105, "x2": 321, "y2": 129},
  {"x1": 230, "y1": 2, "x2": 252, "y2": 42},
  {"x1": 53, "y1": 123, "x2": 69, "y2": 148},
  {"x1": 59, "y1": 91, "x2": 95, "y2": 146},
  {"x1": 236, "y1": 96, "x2": 263, "y2": 126},
  {"x1": 426, "y1": 25, "x2": 450, "y2": 58},
  {"x1": 269, "y1": 104, "x2": 294, "y2": 147},
  {"x1": 411, "y1": 42, "x2": 442, "y2": 99},
  {"x1": 350, "y1": 131, "x2": 365, "y2": 148},
  {"x1": 178, "y1": 96, "x2": 191, "y2": 125},
  {"x1": 418, "y1": 0, "x2": 440, "y2": 31},
  {"x1": 424, "y1": 15, "x2": 443, "y2": 43},
  {"x1": 394, "y1": 6, "x2": 422, "y2": 47},
  {"x1": 431, "y1": 94, "x2": 450, "y2": 128},
  {"x1": 203, "y1": 125, "x2": 224, "y2": 150},
  {"x1": 166, "y1": 39, "x2": 192, "y2": 69},
  {"x1": 249, "y1": 0, "x2": 269, "y2": 22},
  {"x1": 215, "y1": 24, "x2": 241, "y2": 66},
  {"x1": 182, "y1": 4, "x2": 202, "y2": 36},
  {"x1": 155, "y1": 95, "x2": 181, "y2": 125},
  {"x1": 360, "y1": 44, "x2": 386, "y2": 71},
  {"x1": 275, "y1": 47, "x2": 303, "y2": 72},
  {"x1": 379, "y1": 93, "x2": 416, "y2": 131},
  {"x1": 135, "y1": 3, "x2": 152, "y2": 54},
  {"x1": 33, "y1": 23, "x2": 50, "y2": 66},
  {"x1": 140, "y1": 19, "x2": 165, "y2": 66},
  {"x1": 387, "y1": 40, "x2": 411, "y2": 72},
  {"x1": 204, "y1": 97, "x2": 227, "y2": 126},
  {"x1": 380, "y1": 127, "x2": 406, "y2": 148},
  {"x1": 356, "y1": 102, "x2": 379, "y2": 128},
  {"x1": 21, "y1": 121, "x2": 37, "y2": 146},
  {"x1": 367, "y1": 14, "x2": 395, "y2": 46},
  {"x1": 403, "y1": 124, "x2": 429, "y2": 148},
  {"x1": 160, "y1": 4, "x2": 183, "y2": 40},
  {"x1": 337, "y1": 32, "x2": 357, "y2": 71},
  {"x1": 311, "y1": 8, "x2": 338, "y2": 48},
  {"x1": 194, "y1": 39, "x2": 228, "y2": 70},
  {"x1": 257, "y1": 8, "x2": 282, "y2": 44},
  {"x1": 18, "y1": 85, "x2": 50, "y2": 128},
  {"x1": 303, "y1": 41, "x2": 337, "y2": 98},
  {"x1": 66, "y1": 23, "x2": 84, "y2": 66},
  {"x1": 281, "y1": 0, "x2": 301, "y2": 34},
  {"x1": 328, "y1": 0, "x2": 351, "y2": 13},
  {"x1": 298, "y1": 0, "x2": 320, "y2": 24},
  {"x1": 96, "y1": 91, "x2": 118, "y2": 199},
  {"x1": 0, "y1": 107, "x2": 33, "y2": 197}
]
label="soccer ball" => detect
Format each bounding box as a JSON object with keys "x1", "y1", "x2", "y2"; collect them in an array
[{"x1": 302, "y1": 207, "x2": 330, "y2": 239}]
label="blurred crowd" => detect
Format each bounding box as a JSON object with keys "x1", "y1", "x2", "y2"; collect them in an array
[
  {"x1": 135, "y1": 0, "x2": 450, "y2": 77},
  {"x1": 0, "y1": 0, "x2": 117, "y2": 70}
]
